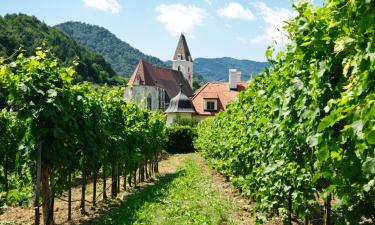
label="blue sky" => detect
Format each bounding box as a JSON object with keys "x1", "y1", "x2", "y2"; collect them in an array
[{"x1": 0, "y1": 0, "x2": 323, "y2": 62}]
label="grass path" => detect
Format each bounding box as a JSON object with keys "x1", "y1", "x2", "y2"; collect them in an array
[
  {"x1": 92, "y1": 153, "x2": 241, "y2": 225},
  {"x1": 1, "y1": 153, "x2": 260, "y2": 225}
]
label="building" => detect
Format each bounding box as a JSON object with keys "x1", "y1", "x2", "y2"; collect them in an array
[
  {"x1": 190, "y1": 69, "x2": 247, "y2": 121},
  {"x1": 124, "y1": 34, "x2": 193, "y2": 112},
  {"x1": 124, "y1": 34, "x2": 247, "y2": 125}
]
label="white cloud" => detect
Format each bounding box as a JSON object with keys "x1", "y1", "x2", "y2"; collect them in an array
[
  {"x1": 82, "y1": 0, "x2": 121, "y2": 14},
  {"x1": 156, "y1": 4, "x2": 206, "y2": 37},
  {"x1": 217, "y1": 2, "x2": 255, "y2": 21},
  {"x1": 250, "y1": 2, "x2": 296, "y2": 44}
]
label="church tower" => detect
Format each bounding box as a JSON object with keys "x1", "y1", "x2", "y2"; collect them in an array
[{"x1": 172, "y1": 34, "x2": 193, "y2": 88}]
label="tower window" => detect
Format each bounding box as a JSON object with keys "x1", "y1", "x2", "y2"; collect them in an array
[
  {"x1": 178, "y1": 54, "x2": 182, "y2": 60},
  {"x1": 178, "y1": 66, "x2": 181, "y2": 72}
]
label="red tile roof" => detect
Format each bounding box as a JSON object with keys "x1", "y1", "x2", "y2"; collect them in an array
[
  {"x1": 128, "y1": 59, "x2": 193, "y2": 99},
  {"x1": 191, "y1": 82, "x2": 247, "y2": 116}
]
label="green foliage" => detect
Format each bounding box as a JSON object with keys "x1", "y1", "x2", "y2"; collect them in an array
[
  {"x1": 165, "y1": 126, "x2": 197, "y2": 154},
  {"x1": 0, "y1": 110, "x2": 28, "y2": 206},
  {"x1": 0, "y1": 50, "x2": 167, "y2": 215},
  {"x1": 192, "y1": 79, "x2": 203, "y2": 92},
  {"x1": 0, "y1": 14, "x2": 117, "y2": 84},
  {"x1": 171, "y1": 116, "x2": 199, "y2": 127},
  {"x1": 195, "y1": 0, "x2": 375, "y2": 224}
]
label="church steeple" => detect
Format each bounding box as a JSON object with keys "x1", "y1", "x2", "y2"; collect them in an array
[
  {"x1": 173, "y1": 34, "x2": 192, "y2": 62},
  {"x1": 172, "y1": 34, "x2": 193, "y2": 88}
]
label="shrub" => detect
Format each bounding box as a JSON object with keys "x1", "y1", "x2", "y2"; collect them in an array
[{"x1": 164, "y1": 126, "x2": 197, "y2": 154}]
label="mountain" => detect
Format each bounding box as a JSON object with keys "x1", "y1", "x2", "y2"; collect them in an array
[
  {"x1": 55, "y1": 21, "x2": 267, "y2": 83},
  {"x1": 56, "y1": 21, "x2": 167, "y2": 77},
  {"x1": 56, "y1": 21, "x2": 207, "y2": 88},
  {"x1": 193, "y1": 57, "x2": 268, "y2": 81},
  {"x1": 0, "y1": 14, "x2": 119, "y2": 84}
]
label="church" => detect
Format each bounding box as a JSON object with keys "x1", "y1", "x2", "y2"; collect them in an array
[
  {"x1": 124, "y1": 34, "x2": 247, "y2": 125},
  {"x1": 124, "y1": 34, "x2": 196, "y2": 124}
]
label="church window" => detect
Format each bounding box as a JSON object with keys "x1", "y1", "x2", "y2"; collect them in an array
[
  {"x1": 178, "y1": 66, "x2": 181, "y2": 72},
  {"x1": 147, "y1": 94, "x2": 152, "y2": 109}
]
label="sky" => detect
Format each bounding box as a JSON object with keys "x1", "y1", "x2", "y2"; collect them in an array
[{"x1": 0, "y1": 0, "x2": 324, "y2": 62}]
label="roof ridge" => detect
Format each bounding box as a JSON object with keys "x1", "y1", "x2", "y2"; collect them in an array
[{"x1": 191, "y1": 82, "x2": 210, "y2": 101}]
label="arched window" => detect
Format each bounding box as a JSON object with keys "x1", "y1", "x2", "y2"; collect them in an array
[
  {"x1": 135, "y1": 76, "x2": 140, "y2": 85},
  {"x1": 178, "y1": 66, "x2": 181, "y2": 72},
  {"x1": 147, "y1": 94, "x2": 152, "y2": 109}
]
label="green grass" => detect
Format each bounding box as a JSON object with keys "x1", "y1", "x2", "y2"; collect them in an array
[{"x1": 93, "y1": 154, "x2": 235, "y2": 225}]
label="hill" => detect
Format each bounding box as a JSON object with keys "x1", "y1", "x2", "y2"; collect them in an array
[
  {"x1": 0, "y1": 14, "x2": 118, "y2": 84},
  {"x1": 56, "y1": 21, "x2": 206, "y2": 88},
  {"x1": 56, "y1": 21, "x2": 167, "y2": 77},
  {"x1": 55, "y1": 21, "x2": 266, "y2": 83},
  {"x1": 193, "y1": 57, "x2": 268, "y2": 81}
]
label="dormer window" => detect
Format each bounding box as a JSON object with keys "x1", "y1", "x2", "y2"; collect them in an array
[{"x1": 204, "y1": 99, "x2": 218, "y2": 112}]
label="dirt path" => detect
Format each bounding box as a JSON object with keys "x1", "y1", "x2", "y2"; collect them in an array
[{"x1": 1, "y1": 153, "x2": 281, "y2": 225}]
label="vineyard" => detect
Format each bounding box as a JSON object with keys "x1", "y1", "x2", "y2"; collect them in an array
[
  {"x1": 195, "y1": 0, "x2": 375, "y2": 224},
  {"x1": 1, "y1": 0, "x2": 375, "y2": 225},
  {"x1": 0, "y1": 50, "x2": 167, "y2": 225}
]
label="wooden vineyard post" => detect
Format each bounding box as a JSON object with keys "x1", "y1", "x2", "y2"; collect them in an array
[{"x1": 34, "y1": 141, "x2": 42, "y2": 225}]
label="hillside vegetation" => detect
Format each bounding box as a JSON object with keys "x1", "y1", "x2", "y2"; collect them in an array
[
  {"x1": 56, "y1": 21, "x2": 167, "y2": 77},
  {"x1": 166, "y1": 57, "x2": 269, "y2": 82},
  {"x1": 0, "y1": 14, "x2": 118, "y2": 84},
  {"x1": 57, "y1": 21, "x2": 266, "y2": 84},
  {"x1": 193, "y1": 57, "x2": 269, "y2": 81},
  {"x1": 56, "y1": 21, "x2": 207, "y2": 87}
]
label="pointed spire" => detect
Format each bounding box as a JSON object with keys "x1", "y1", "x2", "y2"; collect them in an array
[{"x1": 173, "y1": 33, "x2": 192, "y2": 62}]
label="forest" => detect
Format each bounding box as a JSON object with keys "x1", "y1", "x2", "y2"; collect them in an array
[{"x1": 0, "y1": 14, "x2": 123, "y2": 84}]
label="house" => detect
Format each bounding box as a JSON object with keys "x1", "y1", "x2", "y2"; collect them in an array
[
  {"x1": 124, "y1": 34, "x2": 193, "y2": 112},
  {"x1": 190, "y1": 69, "x2": 247, "y2": 121}
]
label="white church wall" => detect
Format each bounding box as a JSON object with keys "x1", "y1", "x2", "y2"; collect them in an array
[{"x1": 124, "y1": 85, "x2": 162, "y2": 111}]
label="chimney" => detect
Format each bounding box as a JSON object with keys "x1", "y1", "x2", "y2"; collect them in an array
[{"x1": 229, "y1": 69, "x2": 241, "y2": 90}]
